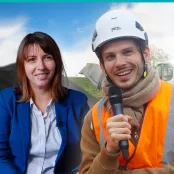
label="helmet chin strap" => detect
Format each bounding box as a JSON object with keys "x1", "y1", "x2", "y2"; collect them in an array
[
  {"x1": 138, "y1": 45, "x2": 147, "y2": 78},
  {"x1": 106, "y1": 75, "x2": 114, "y2": 84},
  {"x1": 101, "y1": 60, "x2": 114, "y2": 85}
]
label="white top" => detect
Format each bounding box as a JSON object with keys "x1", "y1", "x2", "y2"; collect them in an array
[{"x1": 26, "y1": 99, "x2": 62, "y2": 174}]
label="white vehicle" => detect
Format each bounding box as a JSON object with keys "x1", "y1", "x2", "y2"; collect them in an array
[{"x1": 155, "y1": 62, "x2": 174, "y2": 84}]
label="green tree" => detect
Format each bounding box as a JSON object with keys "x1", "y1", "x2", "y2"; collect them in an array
[{"x1": 149, "y1": 45, "x2": 169, "y2": 67}]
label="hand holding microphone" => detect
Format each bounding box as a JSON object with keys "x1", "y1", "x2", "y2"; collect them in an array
[{"x1": 106, "y1": 85, "x2": 131, "y2": 159}]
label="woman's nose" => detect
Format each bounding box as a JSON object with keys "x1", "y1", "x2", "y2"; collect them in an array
[{"x1": 37, "y1": 59, "x2": 46, "y2": 70}]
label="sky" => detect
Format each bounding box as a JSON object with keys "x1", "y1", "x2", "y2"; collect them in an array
[{"x1": 0, "y1": 2, "x2": 174, "y2": 76}]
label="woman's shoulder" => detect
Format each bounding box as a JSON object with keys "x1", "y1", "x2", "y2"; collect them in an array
[
  {"x1": 0, "y1": 86, "x2": 16, "y2": 97},
  {"x1": 67, "y1": 88, "x2": 88, "y2": 100},
  {"x1": 0, "y1": 86, "x2": 18, "y2": 104},
  {"x1": 65, "y1": 89, "x2": 88, "y2": 107}
]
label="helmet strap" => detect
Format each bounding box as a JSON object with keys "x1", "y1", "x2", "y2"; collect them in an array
[
  {"x1": 143, "y1": 63, "x2": 147, "y2": 77},
  {"x1": 138, "y1": 45, "x2": 147, "y2": 78},
  {"x1": 101, "y1": 61, "x2": 114, "y2": 84},
  {"x1": 106, "y1": 75, "x2": 114, "y2": 84}
]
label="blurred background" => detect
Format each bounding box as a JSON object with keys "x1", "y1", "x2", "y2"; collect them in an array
[{"x1": 1, "y1": 2, "x2": 174, "y2": 107}]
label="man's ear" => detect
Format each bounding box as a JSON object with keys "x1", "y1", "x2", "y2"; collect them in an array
[
  {"x1": 99, "y1": 61, "x2": 107, "y2": 75},
  {"x1": 143, "y1": 47, "x2": 150, "y2": 63}
]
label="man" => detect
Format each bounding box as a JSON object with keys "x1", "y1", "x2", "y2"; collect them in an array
[{"x1": 79, "y1": 9, "x2": 174, "y2": 173}]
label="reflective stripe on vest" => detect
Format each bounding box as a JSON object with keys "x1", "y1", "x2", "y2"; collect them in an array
[{"x1": 91, "y1": 81, "x2": 174, "y2": 168}]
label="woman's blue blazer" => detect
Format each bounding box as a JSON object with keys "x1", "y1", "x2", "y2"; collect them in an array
[{"x1": 0, "y1": 87, "x2": 89, "y2": 174}]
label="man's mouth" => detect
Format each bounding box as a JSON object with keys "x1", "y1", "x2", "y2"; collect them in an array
[{"x1": 116, "y1": 70, "x2": 132, "y2": 76}]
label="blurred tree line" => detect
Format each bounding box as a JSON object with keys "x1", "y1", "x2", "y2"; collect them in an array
[{"x1": 149, "y1": 44, "x2": 169, "y2": 67}]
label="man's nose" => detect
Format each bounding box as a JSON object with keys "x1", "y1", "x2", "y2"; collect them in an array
[{"x1": 114, "y1": 55, "x2": 126, "y2": 68}]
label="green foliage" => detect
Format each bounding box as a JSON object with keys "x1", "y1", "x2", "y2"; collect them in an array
[
  {"x1": 69, "y1": 77, "x2": 103, "y2": 98},
  {"x1": 150, "y1": 44, "x2": 169, "y2": 67}
]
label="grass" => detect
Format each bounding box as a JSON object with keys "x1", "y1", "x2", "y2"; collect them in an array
[{"x1": 69, "y1": 77, "x2": 103, "y2": 98}]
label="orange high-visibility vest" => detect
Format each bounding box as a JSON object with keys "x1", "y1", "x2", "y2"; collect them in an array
[{"x1": 92, "y1": 81, "x2": 174, "y2": 169}]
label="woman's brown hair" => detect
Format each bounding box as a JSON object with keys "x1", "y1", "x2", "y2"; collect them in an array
[{"x1": 14, "y1": 31, "x2": 67, "y2": 102}]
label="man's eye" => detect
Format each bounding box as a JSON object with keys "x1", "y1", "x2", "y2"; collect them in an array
[
  {"x1": 124, "y1": 50, "x2": 132, "y2": 55},
  {"x1": 106, "y1": 55, "x2": 115, "y2": 61}
]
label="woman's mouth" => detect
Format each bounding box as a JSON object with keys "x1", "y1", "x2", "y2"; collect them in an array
[{"x1": 35, "y1": 73, "x2": 49, "y2": 79}]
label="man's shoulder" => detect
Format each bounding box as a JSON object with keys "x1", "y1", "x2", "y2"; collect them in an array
[{"x1": 160, "y1": 80, "x2": 174, "y2": 93}]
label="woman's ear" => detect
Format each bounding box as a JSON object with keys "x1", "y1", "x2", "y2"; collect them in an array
[{"x1": 143, "y1": 47, "x2": 150, "y2": 63}]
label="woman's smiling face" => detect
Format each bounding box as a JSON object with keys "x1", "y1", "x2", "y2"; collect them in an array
[{"x1": 24, "y1": 44, "x2": 56, "y2": 90}]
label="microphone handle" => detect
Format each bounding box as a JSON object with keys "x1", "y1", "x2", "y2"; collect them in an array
[
  {"x1": 112, "y1": 103, "x2": 123, "y2": 115},
  {"x1": 112, "y1": 103, "x2": 129, "y2": 159}
]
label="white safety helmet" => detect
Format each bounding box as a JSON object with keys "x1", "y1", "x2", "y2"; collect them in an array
[{"x1": 92, "y1": 10, "x2": 148, "y2": 52}]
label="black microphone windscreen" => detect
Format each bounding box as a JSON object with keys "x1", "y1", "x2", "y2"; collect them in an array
[{"x1": 108, "y1": 85, "x2": 122, "y2": 105}]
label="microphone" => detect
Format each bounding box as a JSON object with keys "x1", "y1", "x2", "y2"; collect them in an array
[{"x1": 108, "y1": 85, "x2": 129, "y2": 160}]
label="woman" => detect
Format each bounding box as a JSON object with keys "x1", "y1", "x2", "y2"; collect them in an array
[{"x1": 0, "y1": 32, "x2": 89, "y2": 174}]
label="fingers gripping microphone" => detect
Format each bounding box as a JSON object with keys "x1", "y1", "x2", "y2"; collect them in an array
[{"x1": 108, "y1": 85, "x2": 129, "y2": 160}]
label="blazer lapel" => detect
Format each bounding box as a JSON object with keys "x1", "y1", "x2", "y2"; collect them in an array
[
  {"x1": 17, "y1": 101, "x2": 31, "y2": 165},
  {"x1": 55, "y1": 100, "x2": 69, "y2": 161}
]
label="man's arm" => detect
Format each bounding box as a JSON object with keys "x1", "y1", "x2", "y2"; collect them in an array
[
  {"x1": 79, "y1": 110, "x2": 174, "y2": 174},
  {"x1": 79, "y1": 110, "x2": 120, "y2": 174}
]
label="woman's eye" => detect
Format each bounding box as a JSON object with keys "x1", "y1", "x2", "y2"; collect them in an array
[
  {"x1": 28, "y1": 58, "x2": 35, "y2": 62},
  {"x1": 45, "y1": 55, "x2": 53, "y2": 60}
]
